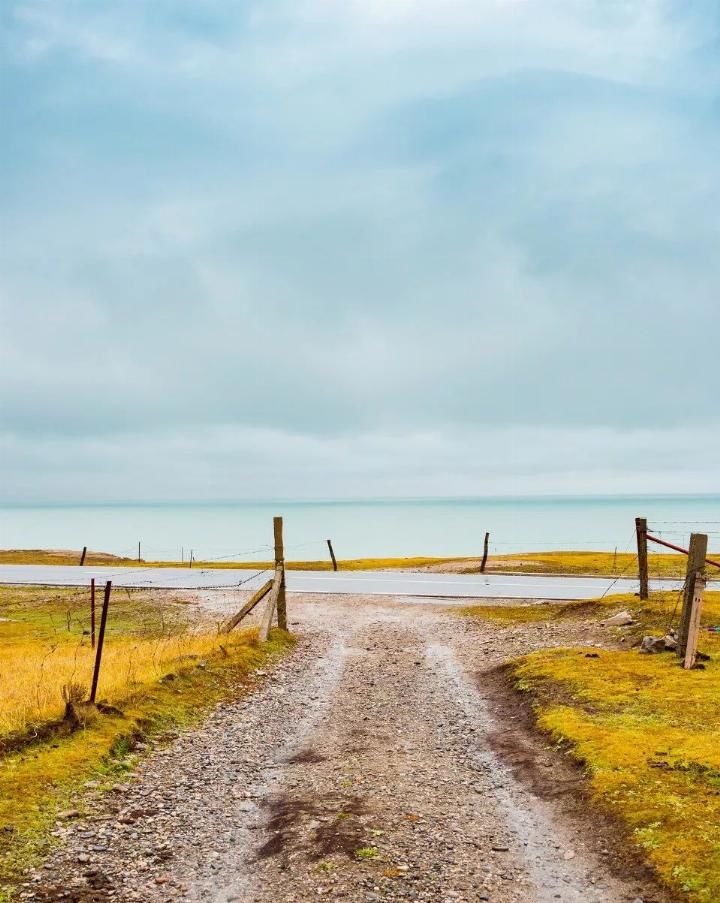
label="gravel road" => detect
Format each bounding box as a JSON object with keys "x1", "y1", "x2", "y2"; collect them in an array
[{"x1": 22, "y1": 593, "x2": 672, "y2": 903}]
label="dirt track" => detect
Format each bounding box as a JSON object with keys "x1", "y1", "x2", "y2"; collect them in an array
[{"x1": 22, "y1": 594, "x2": 672, "y2": 903}]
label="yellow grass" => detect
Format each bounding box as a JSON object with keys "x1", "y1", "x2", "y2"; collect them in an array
[
  {"x1": 507, "y1": 590, "x2": 720, "y2": 901},
  {"x1": 4, "y1": 548, "x2": 718, "y2": 580},
  {"x1": 0, "y1": 585, "x2": 293, "y2": 897},
  {"x1": 0, "y1": 585, "x2": 238, "y2": 736},
  {"x1": 480, "y1": 549, "x2": 716, "y2": 579}
]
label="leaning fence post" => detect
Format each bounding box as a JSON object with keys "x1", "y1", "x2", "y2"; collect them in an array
[
  {"x1": 89, "y1": 581, "x2": 112, "y2": 704},
  {"x1": 274, "y1": 516, "x2": 287, "y2": 630},
  {"x1": 635, "y1": 517, "x2": 648, "y2": 600},
  {"x1": 480, "y1": 532, "x2": 490, "y2": 573},
  {"x1": 90, "y1": 578, "x2": 96, "y2": 649},
  {"x1": 678, "y1": 533, "x2": 708, "y2": 658},
  {"x1": 79, "y1": 546, "x2": 87, "y2": 567},
  {"x1": 327, "y1": 539, "x2": 338, "y2": 571},
  {"x1": 683, "y1": 574, "x2": 706, "y2": 669}
]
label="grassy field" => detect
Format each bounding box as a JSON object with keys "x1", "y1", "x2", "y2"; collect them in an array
[
  {"x1": 0, "y1": 584, "x2": 292, "y2": 897},
  {"x1": 3, "y1": 547, "x2": 718, "y2": 579},
  {"x1": 464, "y1": 591, "x2": 720, "y2": 901}
]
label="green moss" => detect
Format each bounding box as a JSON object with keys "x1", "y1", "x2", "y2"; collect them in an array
[{"x1": 513, "y1": 636, "x2": 720, "y2": 901}]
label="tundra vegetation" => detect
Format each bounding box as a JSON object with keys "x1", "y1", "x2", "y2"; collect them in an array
[{"x1": 464, "y1": 590, "x2": 720, "y2": 902}]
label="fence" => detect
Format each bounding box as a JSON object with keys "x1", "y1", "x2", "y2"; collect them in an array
[
  {"x1": 0, "y1": 517, "x2": 293, "y2": 746},
  {"x1": 635, "y1": 516, "x2": 718, "y2": 669}
]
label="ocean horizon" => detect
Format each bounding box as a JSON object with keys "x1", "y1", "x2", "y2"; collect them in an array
[{"x1": 1, "y1": 495, "x2": 719, "y2": 561}]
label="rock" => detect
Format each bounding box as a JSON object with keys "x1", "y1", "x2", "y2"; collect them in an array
[
  {"x1": 602, "y1": 611, "x2": 634, "y2": 627},
  {"x1": 640, "y1": 636, "x2": 666, "y2": 654},
  {"x1": 640, "y1": 634, "x2": 679, "y2": 653},
  {"x1": 57, "y1": 809, "x2": 80, "y2": 820},
  {"x1": 563, "y1": 849, "x2": 575, "y2": 860}
]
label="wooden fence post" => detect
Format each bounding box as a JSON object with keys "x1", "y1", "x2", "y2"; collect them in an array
[
  {"x1": 635, "y1": 517, "x2": 648, "y2": 600},
  {"x1": 137, "y1": 541, "x2": 141, "y2": 562},
  {"x1": 480, "y1": 532, "x2": 490, "y2": 573},
  {"x1": 222, "y1": 579, "x2": 274, "y2": 633},
  {"x1": 678, "y1": 533, "x2": 708, "y2": 658},
  {"x1": 90, "y1": 578, "x2": 96, "y2": 649},
  {"x1": 683, "y1": 574, "x2": 706, "y2": 670},
  {"x1": 89, "y1": 581, "x2": 112, "y2": 704},
  {"x1": 260, "y1": 566, "x2": 283, "y2": 641},
  {"x1": 274, "y1": 516, "x2": 287, "y2": 630},
  {"x1": 327, "y1": 539, "x2": 338, "y2": 572},
  {"x1": 79, "y1": 546, "x2": 87, "y2": 566}
]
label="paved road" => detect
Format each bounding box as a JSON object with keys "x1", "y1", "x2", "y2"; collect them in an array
[{"x1": 0, "y1": 564, "x2": 681, "y2": 600}]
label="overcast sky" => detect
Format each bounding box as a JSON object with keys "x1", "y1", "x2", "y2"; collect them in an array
[{"x1": 1, "y1": 1, "x2": 719, "y2": 502}]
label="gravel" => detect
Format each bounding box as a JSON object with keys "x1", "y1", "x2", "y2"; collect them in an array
[{"x1": 21, "y1": 593, "x2": 671, "y2": 903}]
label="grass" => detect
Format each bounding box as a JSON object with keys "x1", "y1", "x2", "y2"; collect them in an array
[
  {"x1": 490, "y1": 590, "x2": 720, "y2": 902},
  {"x1": 461, "y1": 587, "x2": 720, "y2": 632},
  {"x1": 0, "y1": 585, "x2": 293, "y2": 897},
  {"x1": 0, "y1": 549, "x2": 471, "y2": 571},
  {"x1": 475, "y1": 549, "x2": 719, "y2": 579},
  {"x1": 0, "y1": 585, "x2": 235, "y2": 737},
  {"x1": 4, "y1": 547, "x2": 718, "y2": 580}
]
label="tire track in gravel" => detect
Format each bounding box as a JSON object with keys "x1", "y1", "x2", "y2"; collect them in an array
[{"x1": 24, "y1": 594, "x2": 672, "y2": 903}]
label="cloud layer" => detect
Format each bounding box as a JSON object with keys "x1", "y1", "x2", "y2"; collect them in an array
[{"x1": 1, "y1": 1, "x2": 719, "y2": 499}]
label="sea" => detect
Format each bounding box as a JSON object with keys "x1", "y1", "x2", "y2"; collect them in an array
[{"x1": 0, "y1": 496, "x2": 719, "y2": 562}]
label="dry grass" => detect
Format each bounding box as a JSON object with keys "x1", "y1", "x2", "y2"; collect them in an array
[
  {"x1": 0, "y1": 585, "x2": 241, "y2": 737},
  {"x1": 0, "y1": 584, "x2": 293, "y2": 897}
]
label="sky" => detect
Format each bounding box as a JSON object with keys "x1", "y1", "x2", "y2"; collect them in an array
[{"x1": 1, "y1": 0, "x2": 719, "y2": 502}]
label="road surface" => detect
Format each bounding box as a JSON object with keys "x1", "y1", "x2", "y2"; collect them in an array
[{"x1": 0, "y1": 564, "x2": 681, "y2": 600}]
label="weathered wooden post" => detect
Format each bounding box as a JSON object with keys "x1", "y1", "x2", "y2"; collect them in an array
[
  {"x1": 137, "y1": 541, "x2": 141, "y2": 562},
  {"x1": 480, "y1": 532, "x2": 490, "y2": 573},
  {"x1": 327, "y1": 539, "x2": 338, "y2": 571},
  {"x1": 79, "y1": 546, "x2": 87, "y2": 566},
  {"x1": 274, "y1": 516, "x2": 287, "y2": 629},
  {"x1": 683, "y1": 574, "x2": 706, "y2": 670},
  {"x1": 635, "y1": 517, "x2": 648, "y2": 600},
  {"x1": 89, "y1": 581, "x2": 112, "y2": 704},
  {"x1": 678, "y1": 533, "x2": 708, "y2": 658},
  {"x1": 90, "y1": 578, "x2": 96, "y2": 649}
]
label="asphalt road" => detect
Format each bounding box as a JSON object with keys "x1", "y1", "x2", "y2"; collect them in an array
[{"x1": 0, "y1": 564, "x2": 682, "y2": 600}]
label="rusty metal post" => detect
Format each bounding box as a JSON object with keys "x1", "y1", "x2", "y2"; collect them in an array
[
  {"x1": 79, "y1": 546, "x2": 87, "y2": 566},
  {"x1": 90, "y1": 578, "x2": 96, "y2": 649},
  {"x1": 89, "y1": 581, "x2": 112, "y2": 704}
]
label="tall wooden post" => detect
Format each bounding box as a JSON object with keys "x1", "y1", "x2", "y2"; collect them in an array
[
  {"x1": 79, "y1": 546, "x2": 87, "y2": 566},
  {"x1": 89, "y1": 581, "x2": 112, "y2": 704},
  {"x1": 480, "y1": 532, "x2": 490, "y2": 573},
  {"x1": 635, "y1": 517, "x2": 648, "y2": 600},
  {"x1": 274, "y1": 516, "x2": 287, "y2": 630},
  {"x1": 90, "y1": 578, "x2": 96, "y2": 649},
  {"x1": 327, "y1": 539, "x2": 338, "y2": 571},
  {"x1": 683, "y1": 574, "x2": 706, "y2": 669},
  {"x1": 678, "y1": 532, "x2": 708, "y2": 658},
  {"x1": 137, "y1": 541, "x2": 141, "y2": 562}
]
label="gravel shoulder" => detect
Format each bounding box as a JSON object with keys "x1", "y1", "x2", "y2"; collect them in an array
[{"x1": 21, "y1": 593, "x2": 675, "y2": 903}]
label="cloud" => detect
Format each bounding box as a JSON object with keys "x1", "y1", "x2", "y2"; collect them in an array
[{"x1": 1, "y1": 0, "x2": 719, "y2": 498}]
